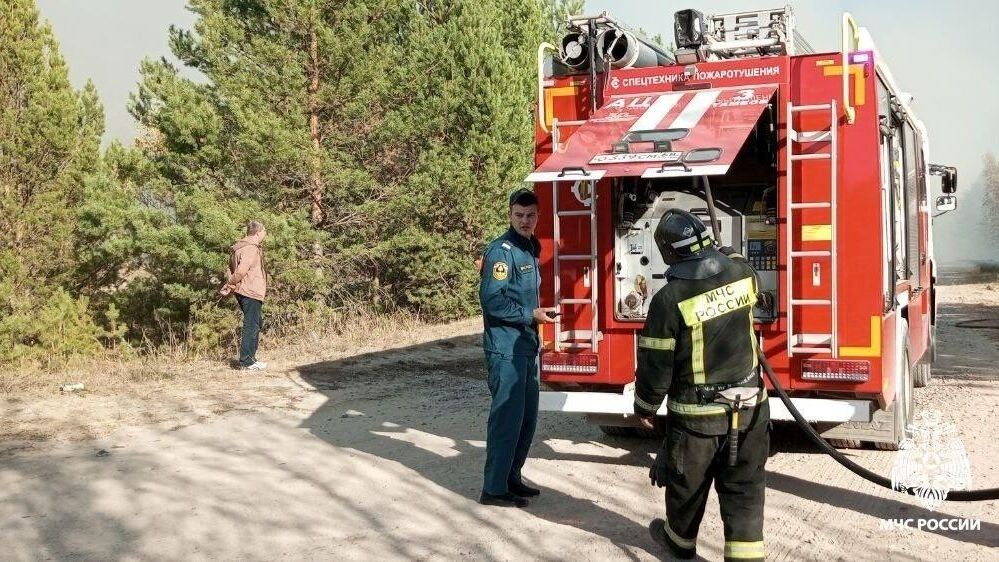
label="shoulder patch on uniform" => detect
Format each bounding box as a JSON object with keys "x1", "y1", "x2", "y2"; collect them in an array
[{"x1": 492, "y1": 261, "x2": 509, "y2": 281}]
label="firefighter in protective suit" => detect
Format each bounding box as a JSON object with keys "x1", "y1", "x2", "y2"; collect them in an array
[{"x1": 635, "y1": 208, "x2": 769, "y2": 562}]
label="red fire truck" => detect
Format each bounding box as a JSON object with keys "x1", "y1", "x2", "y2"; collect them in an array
[{"x1": 527, "y1": 7, "x2": 959, "y2": 448}]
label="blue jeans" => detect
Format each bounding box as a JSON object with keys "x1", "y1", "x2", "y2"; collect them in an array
[
  {"x1": 483, "y1": 352, "x2": 540, "y2": 495},
  {"x1": 236, "y1": 294, "x2": 262, "y2": 367}
]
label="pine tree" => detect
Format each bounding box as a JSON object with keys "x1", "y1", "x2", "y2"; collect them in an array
[
  {"x1": 0, "y1": 0, "x2": 106, "y2": 362},
  {"x1": 130, "y1": 0, "x2": 570, "y2": 320},
  {"x1": 0, "y1": 0, "x2": 102, "y2": 284},
  {"x1": 361, "y1": 0, "x2": 550, "y2": 317},
  {"x1": 131, "y1": 0, "x2": 409, "y2": 228},
  {"x1": 74, "y1": 138, "x2": 330, "y2": 347}
]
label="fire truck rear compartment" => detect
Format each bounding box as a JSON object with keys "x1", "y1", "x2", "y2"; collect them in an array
[
  {"x1": 539, "y1": 105, "x2": 881, "y2": 434},
  {"x1": 612, "y1": 112, "x2": 780, "y2": 323}
]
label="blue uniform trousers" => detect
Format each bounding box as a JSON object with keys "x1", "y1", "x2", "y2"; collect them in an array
[{"x1": 483, "y1": 352, "x2": 539, "y2": 495}]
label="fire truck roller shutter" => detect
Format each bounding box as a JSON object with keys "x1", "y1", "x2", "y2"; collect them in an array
[{"x1": 525, "y1": 84, "x2": 779, "y2": 183}]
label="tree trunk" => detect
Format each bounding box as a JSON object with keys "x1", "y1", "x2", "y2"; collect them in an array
[{"x1": 307, "y1": 26, "x2": 325, "y2": 260}]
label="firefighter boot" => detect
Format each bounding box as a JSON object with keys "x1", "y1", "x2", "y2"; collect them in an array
[{"x1": 649, "y1": 518, "x2": 696, "y2": 559}]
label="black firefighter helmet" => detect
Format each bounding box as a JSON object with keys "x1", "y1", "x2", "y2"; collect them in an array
[{"x1": 654, "y1": 208, "x2": 729, "y2": 279}]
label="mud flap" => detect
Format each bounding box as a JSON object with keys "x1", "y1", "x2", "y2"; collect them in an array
[
  {"x1": 817, "y1": 401, "x2": 904, "y2": 447},
  {"x1": 818, "y1": 343, "x2": 913, "y2": 449}
]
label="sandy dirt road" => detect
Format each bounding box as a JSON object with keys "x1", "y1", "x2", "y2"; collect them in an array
[{"x1": 1, "y1": 279, "x2": 997, "y2": 561}]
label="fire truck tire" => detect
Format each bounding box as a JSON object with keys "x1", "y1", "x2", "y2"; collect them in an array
[
  {"x1": 599, "y1": 425, "x2": 637, "y2": 437},
  {"x1": 914, "y1": 325, "x2": 935, "y2": 387},
  {"x1": 913, "y1": 360, "x2": 931, "y2": 388},
  {"x1": 826, "y1": 438, "x2": 863, "y2": 449},
  {"x1": 930, "y1": 323, "x2": 937, "y2": 362},
  {"x1": 874, "y1": 344, "x2": 914, "y2": 451}
]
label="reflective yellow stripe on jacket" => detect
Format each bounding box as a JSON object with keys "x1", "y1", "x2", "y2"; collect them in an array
[
  {"x1": 691, "y1": 323, "x2": 705, "y2": 384},
  {"x1": 667, "y1": 393, "x2": 767, "y2": 416},
  {"x1": 638, "y1": 336, "x2": 675, "y2": 350}
]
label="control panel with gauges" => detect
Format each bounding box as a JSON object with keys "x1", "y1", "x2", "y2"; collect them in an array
[
  {"x1": 747, "y1": 239, "x2": 778, "y2": 271},
  {"x1": 614, "y1": 180, "x2": 779, "y2": 323}
]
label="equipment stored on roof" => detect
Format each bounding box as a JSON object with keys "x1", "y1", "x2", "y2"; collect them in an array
[
  {"x1": 672, "y1": 5, "x2": 815, "y2": 63},
  {"x1": 558, "y1": 12, "x2": 675, "y2": 72},
  {"x1": 529, "y1": 5, "x2": 961, "y2": 451}
]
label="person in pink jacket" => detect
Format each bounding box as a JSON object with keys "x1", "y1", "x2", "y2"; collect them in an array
[{"x1": 220, "y1": 221, "x2": 268, "y2": 370}]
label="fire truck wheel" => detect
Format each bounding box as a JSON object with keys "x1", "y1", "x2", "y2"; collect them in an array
[
  {"x1": 930, "y1": 323, "x2": 937, "y2": 362},
  {"x1": 913, "y1": 360, "x2": 931, "y2": 388},
  {"x1": 874, "y1": 344, "x2": 914, "y2": 451},
  {"x1": 826, "y1": 438, "x2": 863, "y2": 449},
  {"x1": 914, "y1": 324, "x2": 935, "y2": 388},
  {"x1": 599, "y1": 425, "x2": 637, "y2": 437}
]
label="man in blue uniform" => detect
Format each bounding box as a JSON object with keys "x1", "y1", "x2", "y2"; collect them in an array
[{"x1": 478, "y1": 188, "x2": 557, "y2": 508}]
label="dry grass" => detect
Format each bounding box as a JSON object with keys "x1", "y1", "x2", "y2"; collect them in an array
[
  {"x1": 0, "y1": 358, "x2": 169, "y2": 396},
  {"x1": 0, "y1": 312, "x2": 482, "y2": 452},
  {"x1": 0, "y1": 311, "x2": 432, "y2": 397}
]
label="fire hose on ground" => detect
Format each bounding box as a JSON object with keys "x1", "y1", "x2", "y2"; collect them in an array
[{"x1": 756, "y1": 335, "x2": 999, "y2": 502}]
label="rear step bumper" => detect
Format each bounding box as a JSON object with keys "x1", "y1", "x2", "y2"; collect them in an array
[{"x1": 539, "y1": 390, "x2": 875, "y2": 423}]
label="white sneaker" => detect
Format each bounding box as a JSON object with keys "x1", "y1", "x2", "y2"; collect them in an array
[{"x1": 245, "y1": 361, "x2": 267, "y2": 370}]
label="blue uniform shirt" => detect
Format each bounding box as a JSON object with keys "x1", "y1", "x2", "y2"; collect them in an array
[{"x1": 479, "y1": 227, "x2": 541, "y2": 357}]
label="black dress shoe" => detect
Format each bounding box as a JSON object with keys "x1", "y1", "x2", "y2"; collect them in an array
[
  {"x1": 479, "y1": 491, "x2": 528, "y2": 508},
  {"x1": 508, "y1": 481, "x2": 541, "y2": 497}
]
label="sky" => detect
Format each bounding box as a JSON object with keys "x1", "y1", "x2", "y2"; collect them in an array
[
  {"x1": 33, "y1": 0, "x2": 999, "y2": 262},
  {"x1": 35, "y1": 0, "x2": 198, "y2": 143}
]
